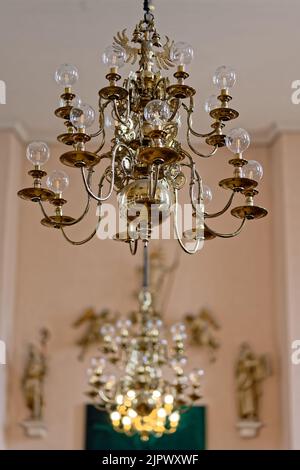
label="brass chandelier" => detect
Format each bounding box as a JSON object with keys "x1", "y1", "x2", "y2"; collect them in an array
[
  {"x1": 17, "y1": 0, "x2": 267, "y2": 255},
  {"x1": 86, "y1": 244, "x2": 204, "y2": 441}
]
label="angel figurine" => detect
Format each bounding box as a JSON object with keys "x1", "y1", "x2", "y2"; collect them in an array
[
  {"x1": 184, "y1": 308, "x2": 220, "y2": 362},
  {"x1": 21, "y1": 328, "x2": 50, "y2": 437},
  {"x1": 235, "y1": 342, "x2": 272, "y2": 438}
]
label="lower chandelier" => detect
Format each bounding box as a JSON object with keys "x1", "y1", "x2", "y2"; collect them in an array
[{"x1": 86, "y1": 245, "x2": 204, "y2": 440}]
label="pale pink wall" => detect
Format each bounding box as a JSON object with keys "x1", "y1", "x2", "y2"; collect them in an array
[{"x1": 5, "y1": 136, "x2": 281, "y2": 449}]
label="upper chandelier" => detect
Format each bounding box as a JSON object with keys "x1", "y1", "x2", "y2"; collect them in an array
[{"x1": 18, "y1": 0, "x2": 267, "y2": 255}]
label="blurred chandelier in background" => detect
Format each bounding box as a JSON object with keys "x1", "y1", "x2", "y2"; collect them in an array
[
  {"x1": 86, "y1": 244, "x2": 204, "y2": 440},
  {"x1": 18, "y1": 0, "x2": 267, "y2": 254}
]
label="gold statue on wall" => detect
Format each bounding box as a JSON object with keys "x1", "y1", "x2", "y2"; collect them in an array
[
  {"x1": 235, "y1": 342, "x2": 272, "y2": 438},
  {"x1": 21, "y1": 328, "x2": 50, "y2": 438},
  {"x1": 73, "y1": 308, "x2": 117, "y2": 360},
  {"x1": 184, "y1": 308, "x2": 221, "y2": 362}
]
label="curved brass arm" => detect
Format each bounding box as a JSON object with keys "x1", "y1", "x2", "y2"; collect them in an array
[
  {"x1": 81, "y1": 142, "x2": 133, "y2": 202},
  {"x1": 187, "y1": 129, "x2": 218, "y2": 158},
  {"x1": 60, "y1": 221, "x2": 100, "y2": 245},
  {"x1": 38, "y1": 169, "x2": 94, "y2": 226},
  {"x1": 204, "y1": 192, "x2": 235, "y2": 219},
  {"x1": 204, "y1": 218, "x2": 246, "y2": 238},
  {"x1": 174, "y1": 189, "x2": 201, "y2": 254},
  {"x1": 182, "y1": 98, "x2": 217, "y2": 138}
]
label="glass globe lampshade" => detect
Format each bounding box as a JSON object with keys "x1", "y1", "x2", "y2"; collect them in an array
[
  {"x1": 204, "y1": 95, "x2": 219, "y2": 113},
  {"x1": 225, "y1": 128, "x2": 250, "y2": 154},
  {"x1": 241, "y1": 160, "x2": 263, "y2": 181},
  {"x1": 54, "y1": 64, "x2": 79, "y2": 87},
  {"x1": 26, "y1": 141, "x2": 50, "y2": 167},
  {"x1": 70, "y1": 103, "x2": 95, "y2": 129},
  {"x1": 213, "y1": 65, "x2": 236, "y2": 90},
  {"x1": 102, "y1": 45, "x2": 127, "y2": 68},
  {"x1": 144, "y1": 99, "x2": 171, "y2": 127},
  {"x1": 118, "y1": 178, "x2": 173, "y2": 227},
  {"x1": 46, "y1": 170, "x2": 69, "y2": 195},
  {"x1": 170, "y1": 42, "x2": 194, "y2": 65}
]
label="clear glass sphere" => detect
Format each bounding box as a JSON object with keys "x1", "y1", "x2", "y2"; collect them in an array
[
  {"x1": 100, "y1": 324, "x2": 115, "y2": 337},
  {"x1": 241, "y1": 160, "x2": 263, "y2": 181},
  {"x1": 70, "y1": 103, "x2": 95, "y2": 129},
  {"x1": 118, "y1": 178, "x2": 173, "y2": 226},
  {"x1": 91, "y1": 357, "x2": 106, "y2": 369},
  {"x1": 225, "y1": 128, "x2": 250, "y2": 154},
  {"x1": 170, "y1": 322, "x2": 186, "y2": 340},
  {"x1": 26, "y1": 141, "x2": 50, "y2": 167},
  {"x1": 189, "y1": 368, "x2": 204, "y2": 386},
  {"x1": 144, "y1": 99, "x2": 171, "y2": 127},
  {"x1": 116, "y1": 319, "x2": 132, "y2": 331},
  {"x1": 72, "y1": 95, "x2": 82, "y2": 108},
  {"x1": 204, "y1": 95, "x2": 219, "y2": 113},
  {"x1": 213, "y1": 65, "x2": 236, "y2": 90},
  {"x1": 203, "y1": 184, "x2": 213, "y2": 203},
  {"x1": 170, "y1": 42, "x2": 194, "y2": 65},
  {"x1": 46, "y1": 170, "x2": 69, "y2": 195},
  {"x1": 102, "y1": 45, "x2": 126, "y2": 68},
  {"x1": 54, "y1": 64, "x2": 79, "y2": 87}
]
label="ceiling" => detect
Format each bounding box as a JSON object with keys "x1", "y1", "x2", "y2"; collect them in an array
[{"x1": 0, "y1": 0, "x2": 299, "y2": 143}]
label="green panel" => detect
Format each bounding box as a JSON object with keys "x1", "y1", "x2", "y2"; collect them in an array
[{"x1": 85, "y1": 405, "x2": 206, "y2": 450}]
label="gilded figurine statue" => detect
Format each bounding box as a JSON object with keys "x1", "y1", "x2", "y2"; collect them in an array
[
  {"x1": 184, "y1": 308, "x2": 220, "y2": 362},
  {"x1": 21, "y1": 328, "x2": 50, "y2": 436},
  {"x1": 235, "y1": 342, "x2": 272, "y2": 432},
  {"x1": 73, "y1": 307, "x2": 117, "y2": 360}
]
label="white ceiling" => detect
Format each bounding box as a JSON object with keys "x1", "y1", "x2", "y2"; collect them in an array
[{"x1": 0, "y1": 0, "x2": 300, "y2": 143}]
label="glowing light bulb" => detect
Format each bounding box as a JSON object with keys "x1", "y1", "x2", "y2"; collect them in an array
[
  {"x1": 157, "y1": 408, "x2": 167, "y2": 419},
  {"x1": 110, "y1": 411, "x2": 121, "y2": 421},
  {"x1": 164, "y1": 394, "x2": 174, "y2": 405}
]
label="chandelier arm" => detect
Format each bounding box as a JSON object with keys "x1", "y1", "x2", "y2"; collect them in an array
[
  {"x1": 81, "y1": 142, "x2": 131, "y2": 202},
  {"x1": 187, "y1": 129, "x2": 218, "y2": 158},
  {"x1": 167, "y1": 98, "x2": 180, "y2": 122},
  {"x1": 129, "y1": 239, "x2": 138, "y2": 255},
  {"x1": 204, "y1": 192, "x2": 235, "y2": 219},
  {"x1": 112, "y1": 99, "x2": 130, "y2": 126},
  {"x1": 90, "y1": 98, "x2": 109, "y2": 138},
  {"x1": 37, "y1": 170, "x2": 94, "y2": 226},
  {"x1": 174, "y1": 190, "x2": 201, "y2": 254},
  {"x1": 151, "y1": 163, "x2": 160, "y2": 199},
  {"x1": 204, "y1": 218, "x2": 246, "y2": 238},
  {"x1": 93, "y1": 129, "x2": 106, "y2": 155},
  {"x1": 60, "y1": 215, "x2": 102, "y2": 245},
  {"x1": 98, "y1": 389, "x2": 114, "y2": 404},
  {"x1": 183, "y1": 99, "x2": 217, "y2": 138}
]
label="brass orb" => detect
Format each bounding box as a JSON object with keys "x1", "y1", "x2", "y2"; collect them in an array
[
  {"x1": 17, "y1": 187, "x2": 54, "y2": 202},
  {"x1": 231, "y1": 205, "x2": 268, "y2": 220},
  {"x1": 60, "y1": 150, "x2": 101, "y2": 168},
  {"x1": 41, "y1": 215, "x2": 76, "y2": 229}
]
